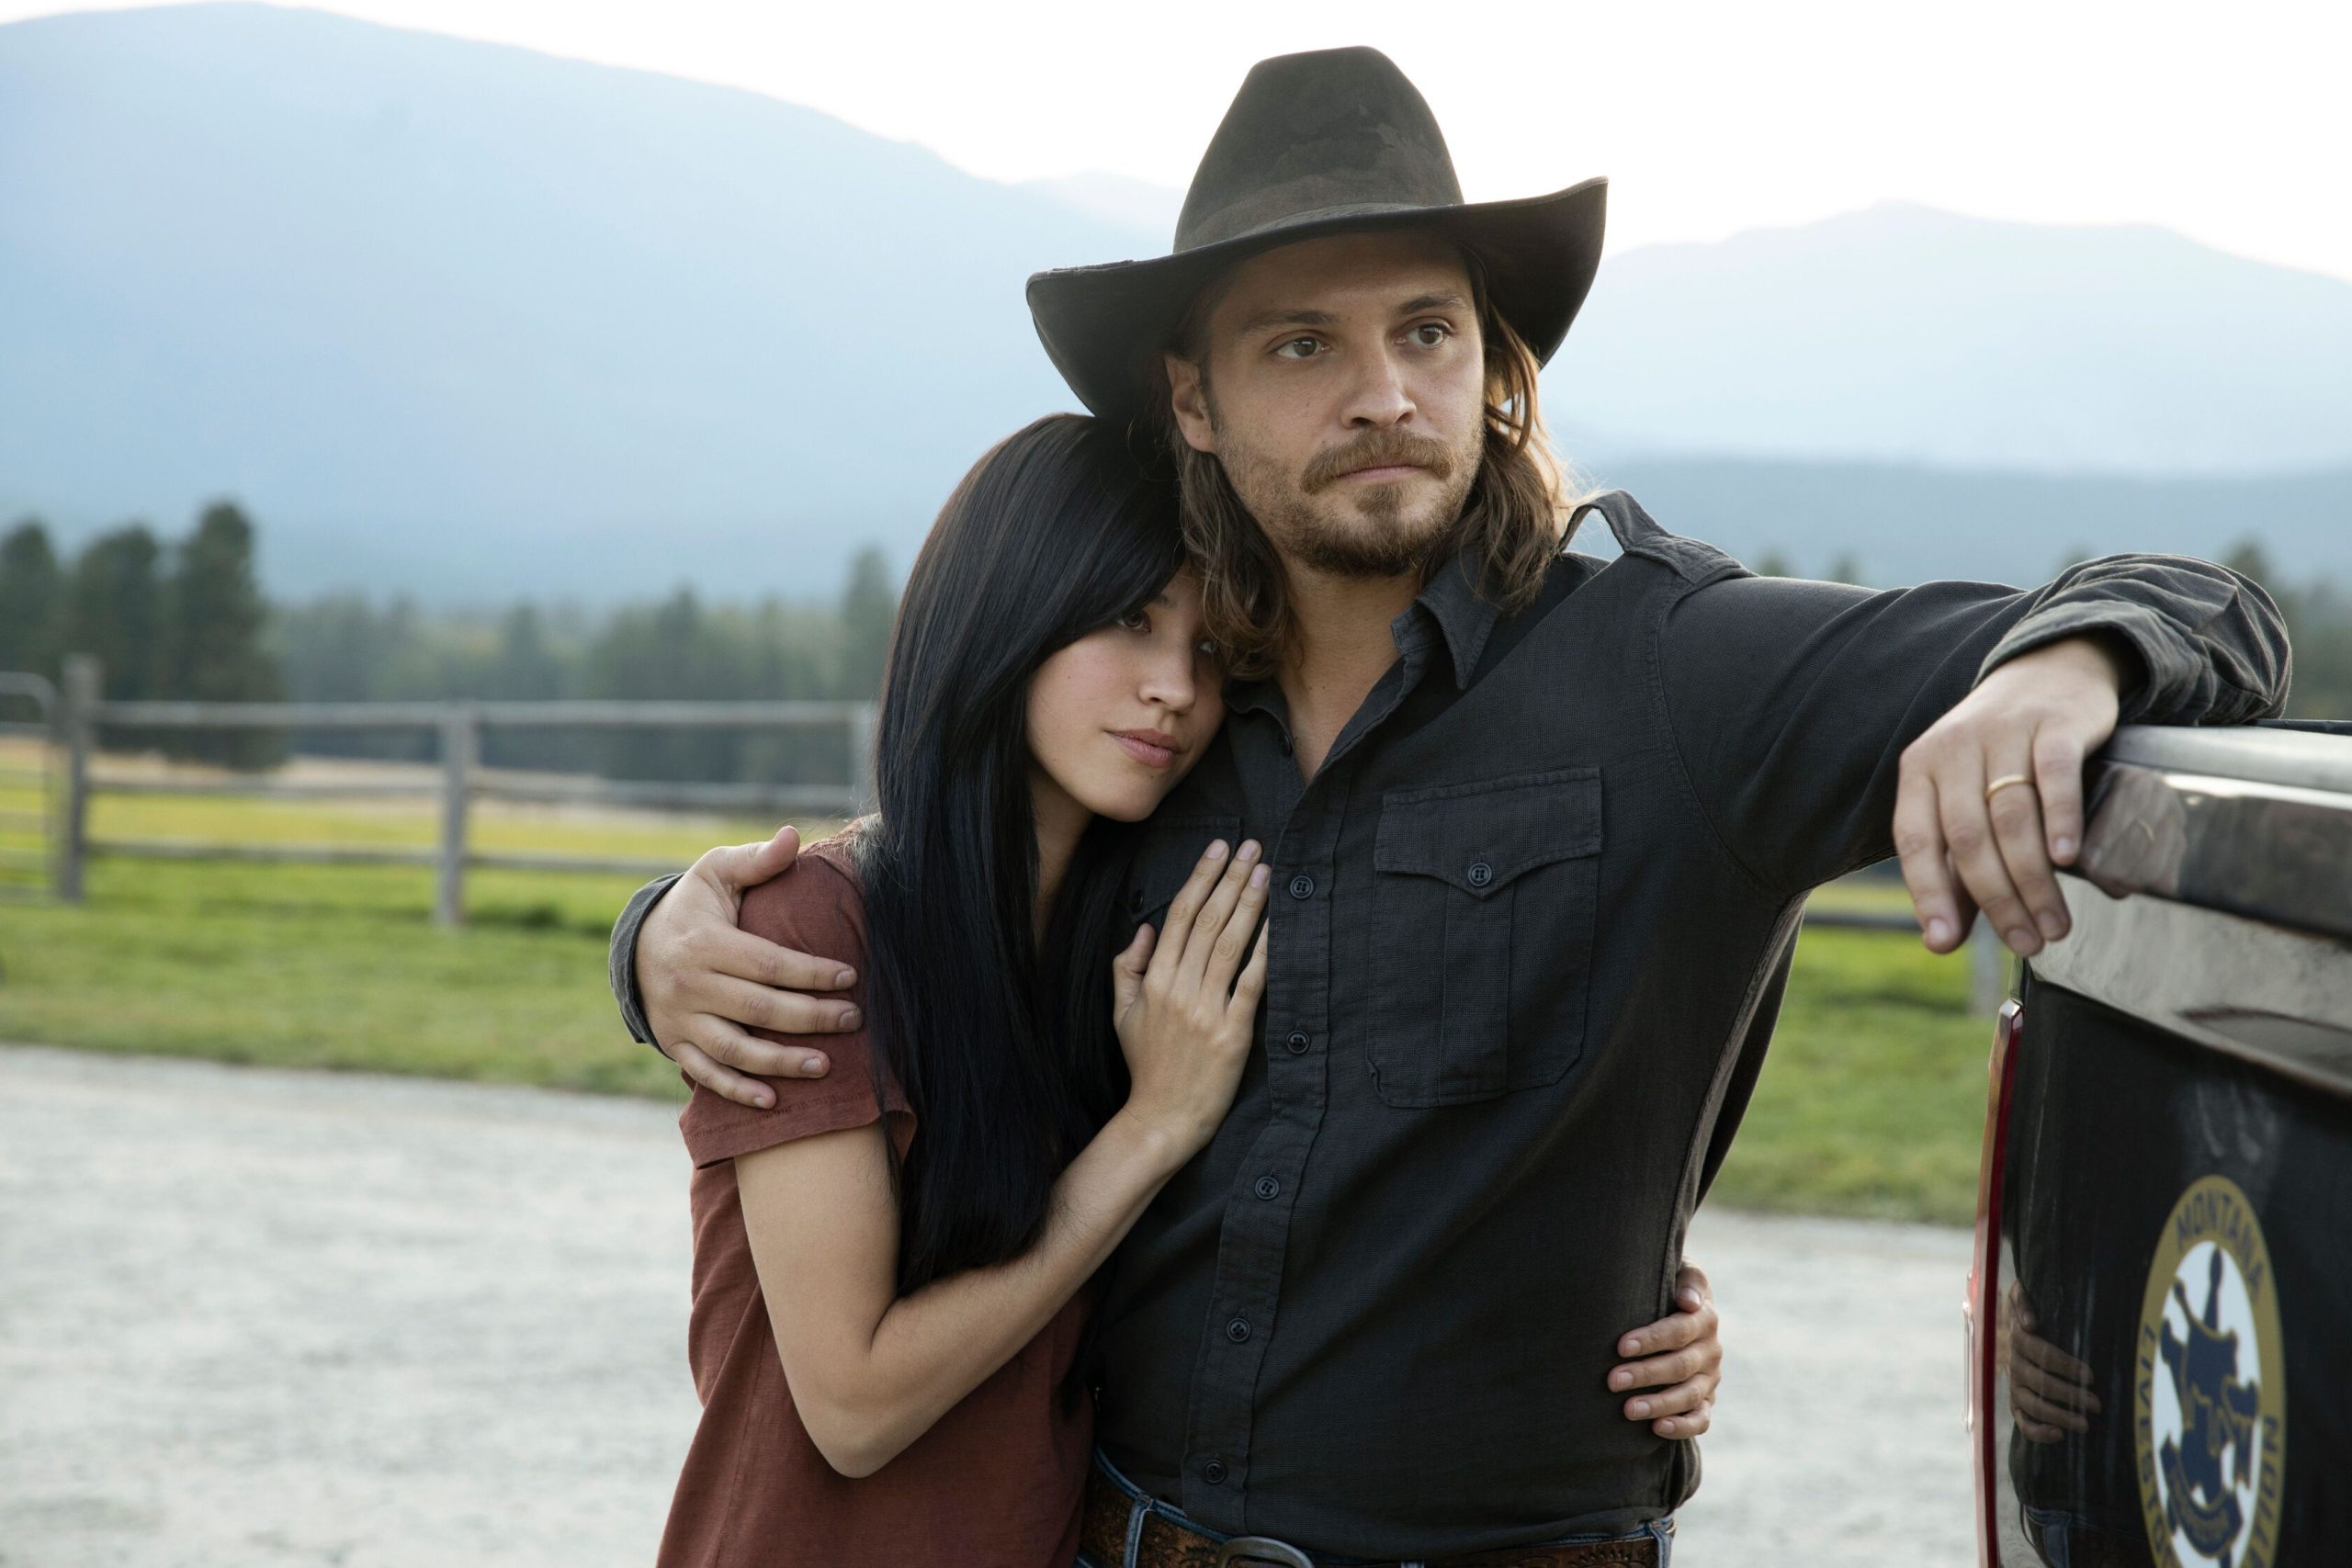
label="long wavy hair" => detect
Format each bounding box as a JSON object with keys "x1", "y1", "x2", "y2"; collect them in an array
[
  {"x1": 856, "y1": 414, "x2": 1183, "y2": 1295},
  {"x1": 1157, "y1": 249, "x2": 1572, "y2": 680}
]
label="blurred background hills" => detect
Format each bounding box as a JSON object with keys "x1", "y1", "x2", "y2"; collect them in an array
[{"x1": 6, "y1": 1, "x2": 2350, "y2": 606}]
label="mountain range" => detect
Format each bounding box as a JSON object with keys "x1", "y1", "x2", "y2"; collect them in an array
[{"x1": 3, "y1": 4, "x2": 2347, "y2": 602}]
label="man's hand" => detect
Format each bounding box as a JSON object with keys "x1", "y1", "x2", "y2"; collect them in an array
[
  {"x1": 1609, "y1": 1262, "x2": 1721, "y2": 1438},
  {"x1": 2003, "y1": 1284, "x2": 2100, "y2": 1445},
  {"x1": 1894, "y1": 634, "x2": 2128, "y2": 959},
  {"x1": 639, "y1": 826, "x2": 862, "y2": 1110}
]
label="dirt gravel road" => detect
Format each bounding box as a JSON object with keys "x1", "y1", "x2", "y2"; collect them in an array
[{"x1": 0, "y1": 1045, "x2": 1973, "y2": 1567}]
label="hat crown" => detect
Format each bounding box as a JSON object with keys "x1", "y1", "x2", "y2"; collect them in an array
[{"x1": 1175, "y1": 47, "x2": 1464, "y2": 253}]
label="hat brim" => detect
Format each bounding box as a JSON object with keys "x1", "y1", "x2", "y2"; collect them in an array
[{"x1": 1025, "y1": 175, "x2": 1607, "y2": 427}]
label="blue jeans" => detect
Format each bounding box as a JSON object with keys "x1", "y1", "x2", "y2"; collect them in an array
[{"x1": 1075, "y1": 1449, "x2": 1676, "y2": 1568}]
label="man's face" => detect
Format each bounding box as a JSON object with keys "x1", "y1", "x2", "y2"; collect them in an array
[{"x1": 1166, "y1": 230, "x2": 1487, "y2": 579}]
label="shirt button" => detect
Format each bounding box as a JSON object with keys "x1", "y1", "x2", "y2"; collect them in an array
[
  {"x1": 1226, "y1": 1317, "x2": 1251, "y2": 1343},
  {"x1": 1203, "y1": 1459, "x2": 1227, "y2": 1484},
  {"x1": 1285, "y1": 1032, "x2": 1309, "y2": 1055},
  {"x1": 1254, "y1": 1175, "x2": 1280, "y2": 1201},
  {"x1": 1287, "y1": 873, "x2": 1316, "y2": 899},
  {"x1": 1467, "y1": 860, "x2": 1494, "y2": 888}
]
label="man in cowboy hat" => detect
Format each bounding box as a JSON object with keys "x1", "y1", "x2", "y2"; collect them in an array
[{"x1": 609, "y1": 47, "x2": 2289, "y2": 1564}]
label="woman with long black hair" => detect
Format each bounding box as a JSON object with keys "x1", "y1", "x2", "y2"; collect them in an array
[{"x1": 658, "y1": 413, "x2": 1265, "y2": 1567}]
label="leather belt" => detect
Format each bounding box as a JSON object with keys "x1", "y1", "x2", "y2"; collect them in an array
[{"x1": 1080, "y1": 1466, "x2": 1662, "y2": 1568}]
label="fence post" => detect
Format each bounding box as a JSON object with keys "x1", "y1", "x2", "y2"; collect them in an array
[
  {"x1": 846, "y1": 702, "x2": 877, "y2": 818},
  {"x1": 436, "y1": 706, "x2": 477, "y2": 928},
  {"x1": 1968, "y1": 919, "x2": 2010, "y2": 1016},
  {"x1": 58, "y1": 654, "x2": 99, "y2": 904}
]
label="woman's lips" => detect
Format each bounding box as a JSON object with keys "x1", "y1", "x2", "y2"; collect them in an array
[{"x1": 1112, "y1": 732, "x2": 1177, "y2": 769}]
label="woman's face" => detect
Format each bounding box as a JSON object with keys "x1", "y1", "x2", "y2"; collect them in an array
[{"x1": 1027, "y1": 569, "x2": 1225, "y2": 824}]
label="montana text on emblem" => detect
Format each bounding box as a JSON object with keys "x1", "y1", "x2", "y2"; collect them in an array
[{"x1": 2134, "y1": 1174, "x2": 2287, "y2": 1568}]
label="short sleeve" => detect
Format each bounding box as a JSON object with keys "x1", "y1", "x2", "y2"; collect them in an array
[{"x1": 676, "y1": 852, "x2": 912, "y2": 1169}]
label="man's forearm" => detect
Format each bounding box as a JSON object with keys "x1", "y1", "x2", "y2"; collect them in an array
[{"x1": 609, "y1": 871, "x2": 684, "y2": 1047}]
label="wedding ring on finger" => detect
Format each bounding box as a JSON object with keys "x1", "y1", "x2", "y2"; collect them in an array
[{"x1": 1984, "y1": 773, "x2": 2035, "y2": 805}]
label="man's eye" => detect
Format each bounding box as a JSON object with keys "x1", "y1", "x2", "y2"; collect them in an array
[
  {"x1": 1410, "y1": 322, "x2": 1451, "y2": 347},
  {"x1": 1273, "y1": 336, "x2": 1322, "y2": 360}
]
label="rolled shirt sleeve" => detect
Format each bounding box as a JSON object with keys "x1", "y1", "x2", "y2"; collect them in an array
[
  {"x1": 1658, "y1": 555, "x2": 2291, "y2": 899},
  {"x1": 609, "y1": 871, "x2": 684, "y2": 1049},
  {"x1": 1975, "y1": 553, "x2": 2291, "y2": 727}
]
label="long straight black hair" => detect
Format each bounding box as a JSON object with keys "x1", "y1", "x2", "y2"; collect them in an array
[{"x1": 857, "y1": 413, "x2": 1187, "y2": 1296}]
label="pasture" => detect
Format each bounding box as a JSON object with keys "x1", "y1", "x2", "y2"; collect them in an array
[{"x1": 0, "y1": 742, "x2": 1995, "y2": 1224}]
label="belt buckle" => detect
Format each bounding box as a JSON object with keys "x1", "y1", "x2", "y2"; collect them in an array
[{"x1": 1213, "y1": 1538, "x2": 1317, "y2": 1568}]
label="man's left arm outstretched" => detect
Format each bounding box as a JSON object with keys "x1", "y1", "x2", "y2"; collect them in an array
[{"x1": 1655, "y1": 551, "x2": 2291, "y2": 950}]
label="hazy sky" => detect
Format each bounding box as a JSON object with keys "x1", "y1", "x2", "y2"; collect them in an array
[{"x1": 11, "y1": 0, "x2": 2351, "y2": 281}]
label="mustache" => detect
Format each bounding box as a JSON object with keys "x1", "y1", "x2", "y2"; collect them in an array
[{"x1": 1300, "y1": 431, "x2": 1459, "y2": 493}]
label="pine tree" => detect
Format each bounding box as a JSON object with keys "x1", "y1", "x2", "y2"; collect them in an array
[
  {"x1": 837, "y1": 546, "x2": 897, "y2": 699},
  {"x1": 484, "y1": 602, "x2": 571, "y2": 771},
  {"x1": 2220, "y1": 537, "x2": 2278, "y2": 592},
  {"x1": 159, "y1": 502, "x2": 285, "y2": 769},
  {"x1": 589, "y1": 586, "x2": 729, "y2": 781},
  {"x1": 491, "y1": 603, "x2": 564, "y2": 699},
  {"x1": 62, "y1": 525, "x2": 165, "y2": 698},
  {"x1": 0, "y1": 519, "x2": 62, "y2": 678}
]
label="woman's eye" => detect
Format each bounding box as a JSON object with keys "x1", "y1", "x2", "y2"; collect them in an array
[
  {"x1": 1273, "y1": 336, "x2": 1322, "y2": 360},
  {"x1": 1117, "y1": 609, "x2": 1150, "y2": 632},
  {"x1": 1196, "y1": 637, "x2": 1220, "y2": 660}
]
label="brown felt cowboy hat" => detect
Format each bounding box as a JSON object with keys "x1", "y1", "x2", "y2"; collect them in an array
[{"x1": 1025, "y1": 46, "x2": 1607, "y2": 427}]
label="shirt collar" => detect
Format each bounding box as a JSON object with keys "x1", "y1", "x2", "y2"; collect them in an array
[
  {"x1": 1408, "y1": 547, "x2": 1505, "y2": 691},
  {"x1": 1221, "y1": 547, "x2": 1502, "y2": 722}
]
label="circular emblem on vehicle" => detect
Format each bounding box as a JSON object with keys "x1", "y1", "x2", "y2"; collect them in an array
[{"x1": 2134, "y1": 1174, "x2": 2286, "y2": 1568}]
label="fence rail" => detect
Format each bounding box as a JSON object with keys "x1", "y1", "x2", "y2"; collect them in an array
[
  {"x1": 96, "y1": 697, "x2": 876, "y2": 729},
  {"x1": 0, "y1": 671, "x2": 58, "y2": 901},
  {"x1": 6, "y1": 657, "x2": 2013, "y2": 1010},
  {"x1": 41, "y1": 654, "x2": 876, "y2": 926}
]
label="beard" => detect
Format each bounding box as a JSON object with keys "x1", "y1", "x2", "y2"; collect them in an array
[{"x1": 1215, "y1": 419, "x2": 1484, "y2": 579}]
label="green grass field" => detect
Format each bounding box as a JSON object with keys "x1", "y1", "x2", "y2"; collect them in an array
[{"x1": 0, "y1": 747, "x2": 1996, "y2": 1224}]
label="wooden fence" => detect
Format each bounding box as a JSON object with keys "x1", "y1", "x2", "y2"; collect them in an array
[
  {"x1": 9, "y1": 654, "x2": 2010, "y2": 1010},
  {"x1": 0, "y1": 670, "x2": 59, "y2": 901},
  {"x1": 48, "y1": 654, "x2": 876, "y2": 926}
]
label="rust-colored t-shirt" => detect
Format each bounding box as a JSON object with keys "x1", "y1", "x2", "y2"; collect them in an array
[{"x1": 657, "y1": 837, "x2": 1093, "y2": 1568}]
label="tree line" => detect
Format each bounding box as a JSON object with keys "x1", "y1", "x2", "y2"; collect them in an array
[
  {"x1": 267, "y1": 548, "x2": 897, "y2": 784},
  {"x1": 0, "y1": 507, "x2": 899, "y2": 783},
  {"x1": 1, "y1": 507, "x2": 2345, "y2": 784},
  {"x1": 0, "y1": 502, "x2": 281, "y2": 767}
]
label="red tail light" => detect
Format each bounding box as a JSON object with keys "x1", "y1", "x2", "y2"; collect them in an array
[{"x1": 1966, "y1": 998, "x2": 2024, "y2": 1568}]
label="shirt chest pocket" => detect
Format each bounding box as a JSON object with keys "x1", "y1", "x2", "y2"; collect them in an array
[{"x1": 1367, "y1": 768, "x2": 1603, "y2": 1107}]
